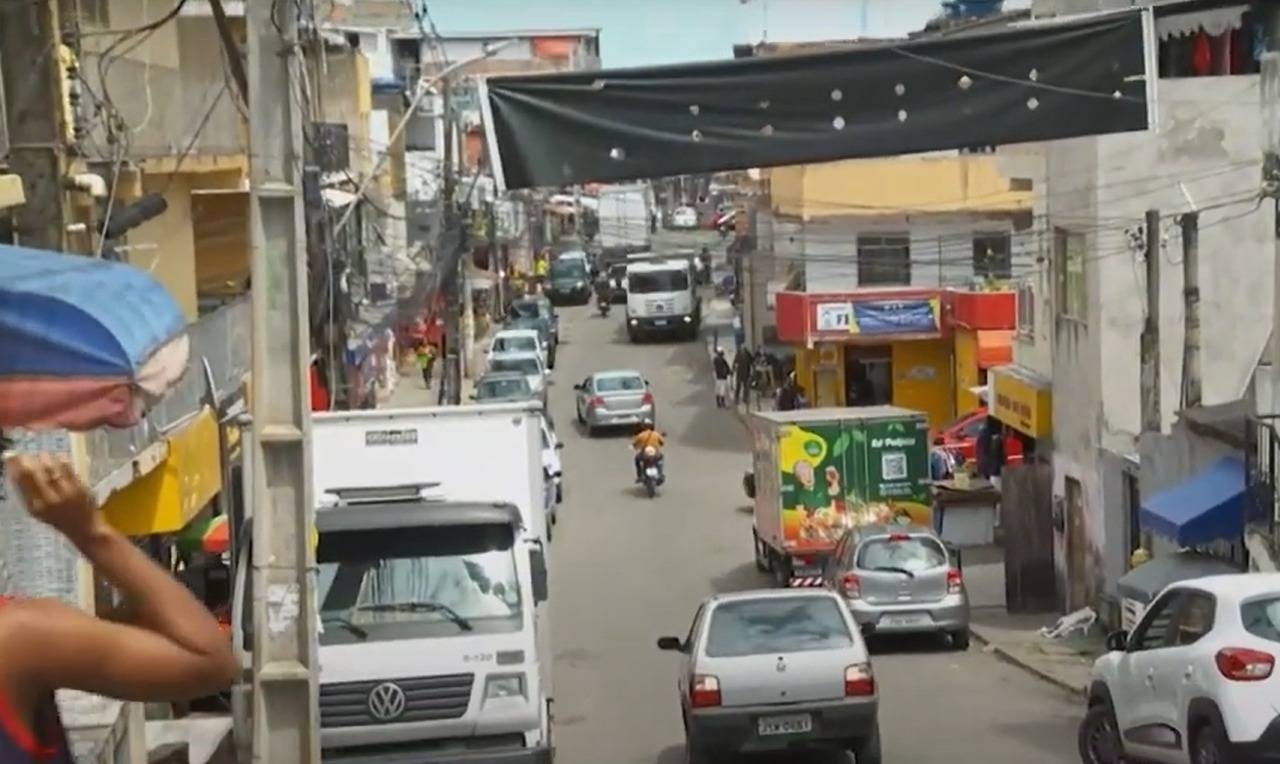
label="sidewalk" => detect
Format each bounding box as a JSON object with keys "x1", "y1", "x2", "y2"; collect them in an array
[
  {"x1": 970, "y1": 613, "x2": 1103, "y2": 698},
  {"x1": 385, "y1": 346, "x2": 483, "y2": 409}
]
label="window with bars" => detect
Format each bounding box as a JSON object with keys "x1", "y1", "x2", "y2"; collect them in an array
[
  {"x1": 973, "y1": 232, "x2": 1012, "y2": 280},
  {"x1": 857, "y1": 234, "x2": 910, "y2": 286},
  {"x1": 1054, "y1": 226, "x2": 1087, "y2": 322},
  {"x1": 1016, "y1": 280, "x2": 1035, "y2": 336}
]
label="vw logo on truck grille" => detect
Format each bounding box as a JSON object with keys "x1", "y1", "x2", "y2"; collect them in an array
[{"x1": 367, "y1": 682, "x2": 407, "y2": 722}]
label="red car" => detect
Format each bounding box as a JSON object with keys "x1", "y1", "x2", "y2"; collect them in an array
[{"x1": 934, "y1": 408, "x2": 1024, "y2": 465}]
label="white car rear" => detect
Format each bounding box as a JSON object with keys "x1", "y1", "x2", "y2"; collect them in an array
[
  {"x1": 1079, "y1": 573, "x2": 1280, "y2": 764},
  {"x1": 489, "y1": 329, "x2": 546, "y2": 368},
  {"x1": 672, "y1": 206, "x2": 698, "y2": 229}
]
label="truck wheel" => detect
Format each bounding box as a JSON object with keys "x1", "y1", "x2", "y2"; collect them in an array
[
  {"x1": 752, "y1": 529, "x2": 768, "y2": 572},
  {"x1": 772, "y1": 552, "x2": 791, "y2": 587}
]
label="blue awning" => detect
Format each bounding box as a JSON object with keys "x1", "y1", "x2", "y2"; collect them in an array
[{"x1": 1139, "y1": 457, "x2": 1246, "y2": 547}]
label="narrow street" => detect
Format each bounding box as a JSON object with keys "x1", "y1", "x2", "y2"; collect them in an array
[{"x1": 543, "y1": 294, "x2": 1084, "y2": 764}]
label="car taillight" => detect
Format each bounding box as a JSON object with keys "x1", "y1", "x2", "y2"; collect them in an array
[
  {"x1": 690, "y1": 674, "x2": 721, "y2": 708},
  {"x1": 1215, "y1": 648, "x2": 1275, "y2": 681},
  {"x1": 947, "y1": 568, "x2": 963, "y2": 595},
  {"x1": 844, "y1": 664, "x2": 875, "y2": 697},
  {"x1": 588, "y1": 396, "x2": 604, "y2": 408},
  {"x1": 642, "y1": 392, "x2": 654, "y2": 405},
  {"x1": 840, "y1": 572, "x2": 862, "y2": 599},
  {"x1": 887, "y1": 534, "x2": 910, "y2": 542}
]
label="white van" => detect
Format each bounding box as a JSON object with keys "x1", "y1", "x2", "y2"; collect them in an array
[{"x1": 624, "y1": 254, "x2": 700, "y2": 342}]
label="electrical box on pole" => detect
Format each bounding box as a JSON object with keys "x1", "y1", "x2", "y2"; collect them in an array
[{"x1": 247, "y1": 1, "x2": 320, "y2": 761}]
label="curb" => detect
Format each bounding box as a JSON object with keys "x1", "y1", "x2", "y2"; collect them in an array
[{"x1": 969, "y1": 626, "x2": 1088, "y2": 699}]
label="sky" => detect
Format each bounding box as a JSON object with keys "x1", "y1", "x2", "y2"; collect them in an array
[{"x1": 422, "y1": 0, "x2": 1032, "y2": 69}]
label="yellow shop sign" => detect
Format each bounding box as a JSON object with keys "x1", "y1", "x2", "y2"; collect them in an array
[{"x1": 990, "y1": 365, "x2": 1052, "y2": 439}]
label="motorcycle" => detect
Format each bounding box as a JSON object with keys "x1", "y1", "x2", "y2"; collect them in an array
[
  {"x1": 597, "y1": 295, "x2": 611, "y2": 318},
  {"x1": 638, "y1": 446, "x2": 665, "y2": 498}
]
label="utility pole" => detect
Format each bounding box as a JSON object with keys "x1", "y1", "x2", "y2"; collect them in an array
[
  {"x1": 1140, "y1": 209, "x2": 1162, "y2": 434},
  {"x1": 1265, "y1": 4, "x2": 1280, "y2": 417},
  {"x1": 1, "y1": 0, "x2": 69, "y2": 250},
  {"x1": 440, "y1": 77, "x2": 463, "y2": 405},
  {"x1": 246, "y1": 2, "x2": 320, "y2": 762},
  {"x1": 1180, "y1": 210, "x2": 1202, "y2": 408}
]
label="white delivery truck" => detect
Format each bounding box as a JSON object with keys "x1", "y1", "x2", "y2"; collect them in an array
[
  {"x1": 596, "y1": 183, "x2": 652, "y2": 253},
  {"x1": 624, "y1": 253, "x2": 701, "y2": 342},
  {"x1": 232, "y1": 401, "x2": 554, "y2": 763}
]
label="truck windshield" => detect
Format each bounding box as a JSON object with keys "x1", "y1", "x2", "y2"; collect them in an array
[
  {"x1": 628, "y1": 270, "x2": 689, "y2": 294},
  {"x1": 315, "y1": 523, "x2": 523, "y2": 644}
]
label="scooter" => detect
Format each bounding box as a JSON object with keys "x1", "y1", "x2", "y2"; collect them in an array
[{"x1": 638, "y1": 447, "x2": 665, "y2": 499}]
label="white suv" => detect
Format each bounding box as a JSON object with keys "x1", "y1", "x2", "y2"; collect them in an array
[{"x1": 1078, "y1": 573, "x2": 1280, "y2": 764}]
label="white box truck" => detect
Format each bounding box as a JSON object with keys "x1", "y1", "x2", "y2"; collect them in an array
[
  {"x1": 596, "y1": 183, "x2": 652, "y2": 253},
  {"x1": 624, "y1": 253, "x2": 701, "y2": 342},
  {"x1": 231, "y1": 402, "x2": 555, "y2": 763}
]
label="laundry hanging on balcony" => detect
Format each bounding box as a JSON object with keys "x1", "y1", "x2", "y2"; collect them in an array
[
  {"x1": 480, "y1": 9, "x2": 1151, "y2": 189},
  {"x1": 0, "y1": 245, "x2": 189, "y2": 430}
]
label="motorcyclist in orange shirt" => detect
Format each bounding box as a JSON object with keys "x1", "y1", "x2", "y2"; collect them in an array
[{"x1": 631, "y1": 419, "x2": 665, "y2": 483}]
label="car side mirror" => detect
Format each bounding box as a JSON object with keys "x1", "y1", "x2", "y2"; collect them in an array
[
  {"x1": 656, "y1": 636, "x2": 685, "y2": 652},
  {"x1": 1106, "y1": 630, "x2": 1129, "y2": 652},
  {"x1": 530, "y1": 546, "x2": 549, "y2": 604},
  {"x1": 572, "y1": 384, "x2": 582, "y2": 391}
]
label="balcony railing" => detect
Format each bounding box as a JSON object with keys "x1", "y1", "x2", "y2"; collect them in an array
[{"x1": 85, "y1": 296, "x2": 250, "y2": 489}]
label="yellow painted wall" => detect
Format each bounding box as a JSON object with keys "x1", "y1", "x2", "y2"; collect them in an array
[
  {"x1": 954, "y1": 328, "x2": 980, "y2": 415},
  {"x1": 800, "y1": 344, "x2": 844, "y2": 407},
  {"x1": 192, "y1": 192, "x2": 250, "y2": 297},
  {"x1": 891, "y1": 339, "x2": 954, "y2": 430},
  {"x1": 131, "y1": 173, "x2": 198, "y2": 320},
  {"x1": 772, "y1": 155, "x2": 1032, "y2": 219}
]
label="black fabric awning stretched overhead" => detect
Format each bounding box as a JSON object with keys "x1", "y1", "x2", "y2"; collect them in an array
[{"x1": 480, "y1": 10, "x2": 1152, "y2": 190}]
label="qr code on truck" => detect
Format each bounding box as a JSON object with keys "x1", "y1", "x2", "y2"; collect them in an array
[{"x1": 881, "y1": 452, "x2": 907, "y2": 480}]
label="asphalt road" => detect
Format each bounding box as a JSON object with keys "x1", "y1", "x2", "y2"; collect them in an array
[{"x1": 543, "y1": 287, "x2": 1084, "y2": 763}]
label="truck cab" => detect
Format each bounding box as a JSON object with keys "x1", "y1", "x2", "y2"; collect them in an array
[
  {"x1": 231, "y1": 485, "x2": 553, "y2": 763},
  {"x1": 624, "y1": 254, "x2": 700, "y2": 342}
]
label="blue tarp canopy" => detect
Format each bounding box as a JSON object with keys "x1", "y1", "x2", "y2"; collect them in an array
[
  {"x1": 0, "y1": 245, "x2": 188, "y2": 429},
  {"x1": 1139, "y1": 457, "x2": 1246, "y2": 547}
]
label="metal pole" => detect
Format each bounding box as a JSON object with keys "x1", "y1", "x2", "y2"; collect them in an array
[
  {"x1": 1264, "y1": 5, "x2": 1280, "y2": 415},
  {"x1": 247, "y1": 2, "x2": 319, "y2": 761},
  {"x1": 1, "y1": 0, "x2": 68, "y2": 250},
  {"x1": 440, "y1": 77, "x2": 463, "y2": 405},
  {"x1": 1180, "y1": 211, "x2": 1201, "y2": 408},
  {"x1": 1140, "y1": 209, "x2": 1162, "y2": 434}
]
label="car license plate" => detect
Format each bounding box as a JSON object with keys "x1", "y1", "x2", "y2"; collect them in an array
[
  {"x1": 645, "y1": 467, "x2": 660, "y2": 477},
  {"x1": 880, "y1": 612, "x2": 932, "y2": 628},
  {"x1": 758, "y1": 714, "x2": 812, "y2": 736},
  {"x1": 653, "y1": 319, "x2": 668, "y2": 326}
]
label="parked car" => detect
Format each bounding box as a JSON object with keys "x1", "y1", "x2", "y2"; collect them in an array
[
  {"x1": 821, "y1": 524, "x2": 970, "y2": 649},
  {"x1": 488, "y1": 352, "x2": 548, "y2": 405},
  {"x1": 656, "y1": 589, "x2": 881, "y2": 764},
  {"x1": 1078, "y1": 573, "x2": 1280, "y2": 764},
  {"x1": 671, "y1": 205, "x2": 699, "y2": 229},
  {"x1": 540, "y1": 415, "x2": 564, "y2": 505},
  {"x1": 471, "y1": 371, "x2": 535, "y2": 404},
  {"x1": 573, "y1": 370, "x2": 655, "y2": 437},
  {"x1": 487, "y1": 328, "x2": 547, "y2": 369},
  {"x1": 510, "y1": 295, "x2": 560, "y2": 347},
  {"x1": 933, "y1": 408, "x2": 1024, "y2": 465}
]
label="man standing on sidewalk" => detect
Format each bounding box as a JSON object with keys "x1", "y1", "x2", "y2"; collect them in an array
[
  {"x1": 712, "y1": 348, "x2": 732, "y2": 408},
  {"x1": 733, "y1": 345, "x2": 754, "y2": 406},
  {"x1": 416, "y1": 342, "x2": 437, "y2": 389}
]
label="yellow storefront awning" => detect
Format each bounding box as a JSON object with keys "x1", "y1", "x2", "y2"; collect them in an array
[
  {"x1": 101, "y1": 406, "x2": 223, "y2": 535},
  {"x1": 990, "y1": 364, "x2": 1052, "y2": 439}
]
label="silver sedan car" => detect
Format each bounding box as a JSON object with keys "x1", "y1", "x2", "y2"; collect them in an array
[
  {"x1": 573, "y1": 370, "x2": 654, "y2": 436},
  {"x1": 821, "y1": 524, "x2": 971, "y2": 649},
  {"x1": 657, "y1": 589, "x2": 881, "y2": 764}
]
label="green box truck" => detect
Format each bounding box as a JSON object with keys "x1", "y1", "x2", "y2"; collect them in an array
[{"x1": 746, "y1": 406, "x2": 932, "y2": 586}]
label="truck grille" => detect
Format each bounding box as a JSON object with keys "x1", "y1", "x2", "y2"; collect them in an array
[
  {"x1": 646, "y1": 299, "x2": 676, "y2": 314},
  {"x1": 320, "y1": 673, "x2": 474, "y2": 728}
]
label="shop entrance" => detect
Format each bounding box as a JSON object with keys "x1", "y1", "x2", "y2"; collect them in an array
[{"x1": 845, "y1": 346, "x2": 892, "y2": 406}]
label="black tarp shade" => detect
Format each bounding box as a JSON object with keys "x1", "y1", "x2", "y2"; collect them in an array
[{"x1": 481, "y1": 11, "x2": 1151, "y2": 190}]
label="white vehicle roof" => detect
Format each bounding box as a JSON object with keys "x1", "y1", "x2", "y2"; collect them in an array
[
  {"x1": 1166, "y1": 572, "x2": 1280, "y2": 601},
  {"x1": 493, "y1": 328, "x2": 541, "y2": 341},
  {"x1": 491, "y1": 349, "x2": 544, "y2": 362},
  {"x1": 626, "y1": 258, "x2": 691, "y2": 273},
  {"x1": 556, "y1": 250, "x2": 589, "y2": 261}
]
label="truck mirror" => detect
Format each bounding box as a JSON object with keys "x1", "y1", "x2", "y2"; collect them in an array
[{"x1": 530, "y1": 546, "x2": 549, "y2": 603}]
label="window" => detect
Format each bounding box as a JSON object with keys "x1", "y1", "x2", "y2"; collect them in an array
[
  {"x1": 704, "y1": 596, "x2": 853, "y2": 657},
  {"x1": 1054, "y1": 227, "x2": 1087, "y2": 321},
  {"x1": 856, "y1": 536, "x2": 947, "y2": 572},
  {"x1": 1016, "y1": 280, "x2": 1035, "y2": 335},
  {"x1": 476, "y1": 377, "x2": 531, "y2": 400},
  {"x1": 80, "y1": 0, "x2": 109, "y2": 26},
  {"x1": 1156, "y1": 13, "x2": 1261, "y2": 79},
  {"x1": 857, "y1": 234, "x2": 911, "y2": 286},
  {"x1": 491, "y1": 357, "x2": 542, "y2": 376},
  {"x1": 594, "y1": 375, "x2": 644, "y2": 393},
  {"x1": 1130, "y1": 592, "x2": 1181, "y2": 651},
  {"x1": 492, "y1": 335, "x2": 538, "y2": 354},
  {"x1": 1242, "y1": 596, "x2": 1280, "y2": 643},
  {"x1": 973, "y1": 232, "x2": 1012, "y2": 280},
  {"x1": 628, "y1": 270, "x2": 689, "y2": 294},
  {"x1": 1168, "y1": 592, "x2": 1216, "y2": 646},
  {"x1": 550, "y1": 259, "x2": 588, "y2": 280}
]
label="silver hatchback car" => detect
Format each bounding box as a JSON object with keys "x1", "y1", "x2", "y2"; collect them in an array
[
  {"x1": 657, "y1": 589, "x2": 881, "y2": 764},
  {"x1": 573, "y1": 370, "x2": 655, "y2": 436},
  {"x1": 821, "y1": 524, "x2": 971, "y2": 649}
]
